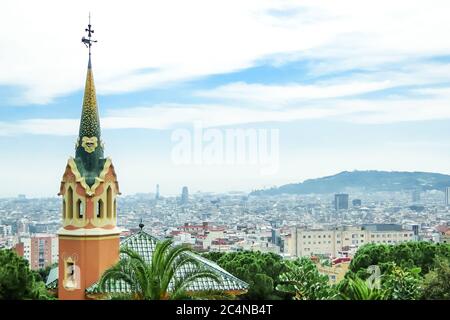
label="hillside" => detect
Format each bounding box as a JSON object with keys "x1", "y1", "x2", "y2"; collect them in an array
[{"x1": 250, "y1": 170, "x2": 450, "y2": 196}]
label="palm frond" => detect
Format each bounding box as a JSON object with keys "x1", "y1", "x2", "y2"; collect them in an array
[{"x1": 98, "y1": 239, "x2": 225, "y2": 300}]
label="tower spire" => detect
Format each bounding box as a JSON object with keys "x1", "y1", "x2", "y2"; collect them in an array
[
  {"x1": 76, "y1": 14, "x2": 105, "y2": 186},
  {"x1": 57, "y1": 17, "x2": 121, "y2": 300}
]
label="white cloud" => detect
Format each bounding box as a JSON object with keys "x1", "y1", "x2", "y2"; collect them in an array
[
  {"x1": 0, "y1": 119, "x2": 78, "y2": 136},
  {"x1": 3, "y1": 83, "x2": 450, "y2": 136},
  {"x1": 196, "y1": 60, "x2": 450, "y2": 103},
  {"x1": 1, "y1": 0, "x2": 450, "y2": 134},
  {"x1": 195, "y1": 81, "x2": 393, "y2": 105},
  {"x1": 1, "y1": 0, "x2": 450, "y2": 104},
  {"x1": 0, "y1": 104, "x2": 344, "y2": 135}
]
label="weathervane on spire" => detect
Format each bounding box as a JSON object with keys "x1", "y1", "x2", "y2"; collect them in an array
[{"x1": 81, "y1": 13, "x2": 97, "y2": 55}]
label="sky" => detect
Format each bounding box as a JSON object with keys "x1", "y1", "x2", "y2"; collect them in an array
[{"x1": 1, "y1": 0, "x2": 450, "y2": 197}]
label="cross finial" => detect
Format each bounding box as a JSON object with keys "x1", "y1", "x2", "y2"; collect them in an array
[
  {"x1": 139, "y1": 218, "x2": 145, "y2": 231},
  {"x1": 81, "y1": 12, "x2": 98, "y2": 55}
]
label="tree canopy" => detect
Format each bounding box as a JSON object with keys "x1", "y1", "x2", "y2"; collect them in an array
[
  {"x1": 205, "y1": 243, "x2": 450, "y2": 301},
  {"x1": 0, "y1": 249, "x2": 53, "y2": 300},
  {"x1": 349, "y1": 242, "x2": 450, "y2": 278},
  {"x1": 203, "y1": 251, "x2": 288, "y2": 299},
  {"x1": 421, "y1": 257, "x2": 450, "y2": 300}
]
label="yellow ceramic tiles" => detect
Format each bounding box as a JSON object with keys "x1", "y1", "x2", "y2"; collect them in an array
[{"x1": 80, "y1": 68, "x2": 100, "y2": 138}]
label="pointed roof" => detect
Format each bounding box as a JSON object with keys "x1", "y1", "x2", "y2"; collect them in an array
[
  {"x1": 79, "y1": 55, "x2": 101, "y2": 139},
  {"x1": 74, "y1": 55, "x2": 106, "y2": 186}
]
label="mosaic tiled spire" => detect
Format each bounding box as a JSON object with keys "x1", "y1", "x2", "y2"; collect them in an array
[
  {"x1": 74, "y1": 20, "x2": 106, "y2": 186},
  {"x1": 79, "y1": 55, "x2": 101, "y2": 139}
]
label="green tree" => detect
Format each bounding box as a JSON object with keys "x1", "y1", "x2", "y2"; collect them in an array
[
  {"x1": 381, "y1": 264, "x2": 422, "y2": 300},
  {"x1": 421, "y1": 257, "x2": 450, "y2": 300},
  {"x1": 99, "y1": 240, "x2": 221, "y2": 300},
  {"x1": 349, "y1": 242, "x2": 450, "y2": 277},
  {"x1": 203, "y1": 251, "x2": 288, "y2": 300},
  {"x1": 249, "y1": 273, "x2": 274, "y2": 300},
  {"x1": 276, "y1": 258, "x2": 338, "y2": 300},
  {"x1": 0, "y1": 249, "x2": 53, "y2": 300}
]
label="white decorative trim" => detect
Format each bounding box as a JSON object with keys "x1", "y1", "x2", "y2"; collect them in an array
[{"x1": 57, "y1": 226, "x2": 122, "y2": 237}]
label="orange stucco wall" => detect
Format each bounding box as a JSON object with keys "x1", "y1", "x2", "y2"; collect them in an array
[{"x1": 58, "y1": 235, "x2": 119, "y2": 300}]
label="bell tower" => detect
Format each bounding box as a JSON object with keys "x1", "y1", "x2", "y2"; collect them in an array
[{"x1": 57, "y1": 17, "x2": 121, "y2": 300}]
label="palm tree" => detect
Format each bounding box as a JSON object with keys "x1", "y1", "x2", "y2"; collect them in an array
[
  {"x1": 99, "y1": 240, "x2": 222, "y2": 300},
  {"x1": 337, "y1": 277, "x2": 386, "y2": 300}
]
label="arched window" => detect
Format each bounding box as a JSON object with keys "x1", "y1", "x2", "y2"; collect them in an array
[
  {"x1": 106, "y1": 186, "x2": 112, "y2": 219},
  {"x1": 97, "y1": 199, "x2": 104, "y2": 218},
  {"x1": 107, "y1": 186, "x2": 112, "y2": 218},
  {"x1": 67, "y1": 187, "x2": 73, "y2": 219},
  {"x1": 62, "y1": 199, "x2": 66, "y2": 219},
  {"x1": 113, "y1": 199, "x2": 117, "y2": 218},
  {"x1": 64, "y1": 259, "x2": 76, "y2": 289},
  {"x1": 77, "y1": 199, "x2": 84, "y2": 219}
]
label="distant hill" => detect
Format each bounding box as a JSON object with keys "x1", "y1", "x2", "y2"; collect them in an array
[{"x1": 250, "y1": 170, "x2": 450, "y2": 196}]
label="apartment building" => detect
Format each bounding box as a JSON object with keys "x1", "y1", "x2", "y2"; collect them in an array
[
  {"x1": 15, "y1": 233, "x2": 58, "y2": 270},
  {"x1": 289, "y1": 224, "x2": 415, "y2": 258}
]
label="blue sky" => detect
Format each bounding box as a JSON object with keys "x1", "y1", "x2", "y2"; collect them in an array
[{"x1": 1, "y1": 0, "x2": 450, "y2": 197}]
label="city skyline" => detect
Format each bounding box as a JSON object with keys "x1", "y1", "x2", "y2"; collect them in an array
[{"x1": 2, "y1": 1, "x2": 450, "y2": 197}]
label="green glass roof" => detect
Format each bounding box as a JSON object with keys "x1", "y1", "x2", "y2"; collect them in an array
[{"x1": 45, "y1": 266, "x2": 58, "y2": 289}]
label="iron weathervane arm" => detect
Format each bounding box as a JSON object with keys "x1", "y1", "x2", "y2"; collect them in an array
[{"x1": 81, "y1": 13, "x2": 98, "y2": 54}]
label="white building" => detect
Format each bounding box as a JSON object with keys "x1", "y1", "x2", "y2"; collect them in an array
[
  {"x1": 173, "y1": 232, "x2": 196, "y2": 246},
  {"x1": 289, "y1": 224, "x2": 415, "y2": 258},
  {"x1": 0, "y1": 224, "x2": 12, "y2": 238},
  {"x1": 446, "y1": 187, "x2": 450, "y2": 206},
  {"x1": 234, "y1": 239, "x2": 280, "y2": 254}
]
